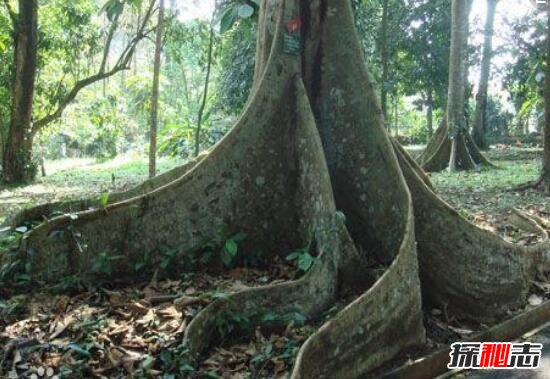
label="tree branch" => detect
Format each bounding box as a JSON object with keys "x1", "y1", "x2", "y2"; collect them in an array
[{"x1": 31, "y1": 0, "x2": 157, "y2": 134}]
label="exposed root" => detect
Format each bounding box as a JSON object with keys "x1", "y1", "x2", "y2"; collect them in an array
[
  {"x1": 399, "y1": 141, "x2": 549, "y2": 320},
  {"x1": 291, "y1": 205, "x2": 424, "y2": 379},
  {"x1": 510, "y1": 208, "x2": 549, "y2": 241},
  {"x1": 379, "y1": 300, "x2": 550, "y2": 379},
  {"x1": 509, "y1": 177, "x2": 550, "y2": 195}
]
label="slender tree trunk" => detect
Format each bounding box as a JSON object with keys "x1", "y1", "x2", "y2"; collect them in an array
[
  {"x1": 194, "y1": 27, "x2": 214, "y2": 157},
  {"x1": 426, "y1": 89, "x2": 433, "y2": 137},
  {"x1": 447, "y1": 0, "x2": 468, "y2": 172},
  {"x1": 149, "y1": 0, "x2": 165, "y2": 178},
  {"x1": 542, "y1": 3, "x2": 550, "y2": 192},
  {"x1": 472, "y1": 0, "x2": 497, "y2": 150},
  {"x1": 2, "y1": 0, "x2": 38, "y2": 184},
  {"x1": 379, "y1": 0, "x2": 389, "y2": 128}
]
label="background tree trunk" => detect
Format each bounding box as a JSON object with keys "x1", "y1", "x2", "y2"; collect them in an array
[
  {"x1": 447, "y1": 0, "x2": 468, "y2": 172},
  {"x1": 149, "y1": 0, "x2": 165, "y2": 178},
  {"x1": 472, "y1": 0, "x2": 497, "y2": 150},
  {"x1": 2, "y1": 0, "x2": 38, "y2": 184},
  {"x1": 420, "y1": 0, "x2": 491, "y2": 172},
  {"x1": 194, "y1": 26, "x2": 214, "y2": 157}
]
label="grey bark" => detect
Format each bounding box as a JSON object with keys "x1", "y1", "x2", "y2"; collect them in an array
[
  {"x1": 472, "y1": 0, "x2": 498, "y2": 149},
  {"x1": 149, "y1": 0, "x2": 165, "y2": 178}
]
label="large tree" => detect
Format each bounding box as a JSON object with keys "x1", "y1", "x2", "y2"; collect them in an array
[
  {"x1": 420, "y1": 0, "x2": 492, "y2": 172},
  {"x1": 472, "y1": 0, "x2": 498, "y2": 149},
  {"x1": 2, "y1": 0, "x2": 549, "y2": 376}
]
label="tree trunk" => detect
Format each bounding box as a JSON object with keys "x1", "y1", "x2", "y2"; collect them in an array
[
  {"x1": 3, "y1": 1, "x2": 548, "y2": 377},
  {"x1": 149, "y1": 0, "x2": 165, "y2": 178},
  {"x1": 194, "y1": 27, "x2": 214, "y2": 157},
  {"x1": 446, "y1": 0, "x2": 468, "y2": 172},
  {"x1": 2, "y1": 0, "x2": 38, "y2": 184},
  {"x1": 379, "y1": 0, "x2": 389, "y2": 128},
  {"x1": 420, "y1": 0, "x2": 492, "y2": 172},
  {"x1": 472, "y1": 0, "x2": 497, "y2": 150}
]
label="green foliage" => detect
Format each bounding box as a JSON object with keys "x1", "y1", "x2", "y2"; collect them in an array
[
  {"x1": 158, "y1": 344, "x2": 195, "y2": 377},
  {"x1": 220, "y1": 232, "x2": 246, "y2": 267},
  {"x1": 286, "y1": 248, "x2": 315, "y2": 273},
  {"x1": 217, "y1": 21, "x2": 256, "y2": 114},
  {"x1": 216, "y1": 0, "x2": 260, "y2": 34},
  {"x1": 502, "y1": 10, "x2": 545, "y2": 135}
]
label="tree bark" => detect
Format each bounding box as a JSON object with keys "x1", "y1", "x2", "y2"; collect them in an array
[
  {"x1": 472, "y1": 0, "x2": 497, "y2": 150},
  {"x1": 2, "y1": 0, "x2": 38, "y2": 184},
  {"x1": 3, "y1": 1, "x2": 548, "y2": 377},
  {"x1": 446, "y1": 0, "x2": 468, "y2": 172},
  {"x1": 194, "y1": 27, "x2": 214, "y2": 157},
  {"x1": 149, "y1": 0, "x2": 165, "y2": 178}
]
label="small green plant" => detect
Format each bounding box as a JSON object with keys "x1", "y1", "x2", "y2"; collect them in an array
[
  {"x1": 98, "y1": 193, "x2": 109, "y2": 208},
  {"x1": 286, "y1": 248, "x2": 315, "y2": 272},
  {"x1": 220, "y1": 232, "x2": 246, "y2": 267}
]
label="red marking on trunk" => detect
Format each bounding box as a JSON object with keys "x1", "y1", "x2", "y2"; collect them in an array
[{"x1": 286, "y1": 17, "x2": 302, "y2": 33}]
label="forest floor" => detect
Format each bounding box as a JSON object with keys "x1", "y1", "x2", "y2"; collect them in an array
[{"x1": 0, "y1": 146, "x2": 548, "y2": 378}]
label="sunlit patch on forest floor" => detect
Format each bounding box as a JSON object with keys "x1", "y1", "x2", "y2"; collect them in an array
[{"x1": 0, "y1": 146, "x2": 549, "y2": 378}]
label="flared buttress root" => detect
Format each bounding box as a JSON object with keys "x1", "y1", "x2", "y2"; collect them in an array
[
  {"x1": 291, "y1": 203, "x2": 425, "y2": 379},
  {"x1": 421, "y1": 120, "x2": 494, "y2": 172},
  {"x1": 10, "y1": 18, "x2": 322, "y2": 282},
  {"x1": 396, "y1": 140, "x2": 548, "y2": 320}
]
